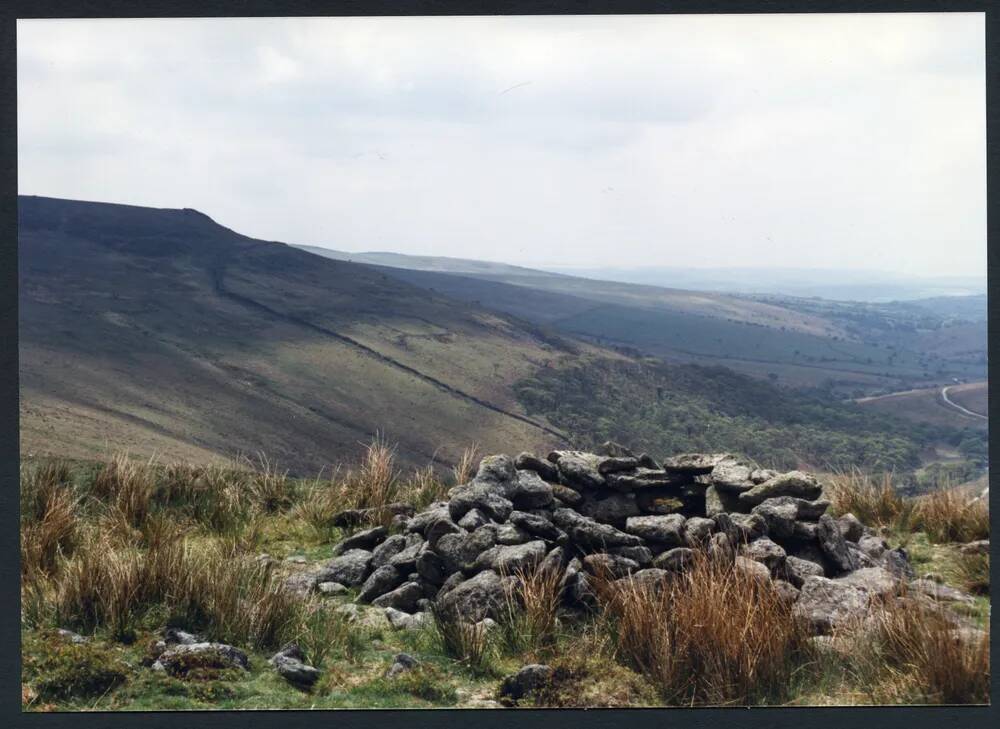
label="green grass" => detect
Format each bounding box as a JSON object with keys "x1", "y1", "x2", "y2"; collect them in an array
[{"x1": 20, "y1": 453, "x2": 990, "y2": 711}]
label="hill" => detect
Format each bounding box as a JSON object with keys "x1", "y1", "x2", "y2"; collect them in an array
[
  {"x1": 311, "y1": 257, "x2": 986, "y2": 396},
  {"x1": 20, "y1": 196, "x2": 983, "y2": 479},
  {"x1": 543, "y1": 265, "x2": 986, "y2": 302},
  {"x1": 19, "y1": 196, "x2": 586, "y2": 473}
]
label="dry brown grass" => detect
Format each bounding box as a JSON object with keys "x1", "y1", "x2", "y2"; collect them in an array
[
  {"x1": 328, "y1": 435, "x2": 454, "y2": 525},
  {"x1": 826, "y1": 469, "x2": 910, "y2": 530},
  {"x1": 51, "y1": 530, "x2": 299, "y2": 648},
  {"x1": 90, "y1": 453, "x2": 158, "y2": 529},
  {"x1": 333, "y1": 435, "x2": 401, "y2": 525},
  {"x1": 499, "y1": 564, "x2": 564, "y2": 655},
  {"x1": 597, "y1": 551, "x2": 809, "y2": 705},
  {"x1": 291, "y1": 476, "x2": 343, "y2": 540},
  {"x1": 398, "y1": 464, "x2": 449, "y2": 510},
  {"x1": 953, "y1": 552, "x2": 990, "y2": 596},
  {"x1": 910, "y1": 488, "x2": 989, "y2": 544},
  {"x1": 451, "y1": 444, "x2": 480, "y2": 486},
  {"x1": 20, "y1": 463, "x2": 81, "y2": 580},
  {"x1": 244, "y1": 453, "x2": 295, "y2": 513},
  {"x1": 863, "y1": 596, "x2": 991, "y2": 704}
]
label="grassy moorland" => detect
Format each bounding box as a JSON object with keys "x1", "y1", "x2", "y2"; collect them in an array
[
  {"x1": 20, "y1": 445, "x2": 989, "y2": 711},
  {"x1": 19, "y1": 195, "x2": 576, "y2": 471}
]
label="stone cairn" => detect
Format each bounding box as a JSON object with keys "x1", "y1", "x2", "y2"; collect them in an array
[{"x1": 284, "y1": 441, "x2": 969, "y2": 643}]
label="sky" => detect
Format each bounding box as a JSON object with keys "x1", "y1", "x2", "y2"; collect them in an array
[{"x1": 17, "y1": 13, "x2": 986, "y2": 277}]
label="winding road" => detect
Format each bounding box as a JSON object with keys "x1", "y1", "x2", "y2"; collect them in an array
[{"x1": 941, "y1": 385, "x2": 988, "y2": 421}]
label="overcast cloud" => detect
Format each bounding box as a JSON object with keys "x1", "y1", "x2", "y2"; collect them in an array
[{"x1": 17, "y1": 14, "x2": 985, "y2": 276}]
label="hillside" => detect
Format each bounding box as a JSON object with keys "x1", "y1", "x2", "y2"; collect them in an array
[
  {"x1": 20, "y1": 196, "x2": 983, "y2": 481},
  {"x1": 19, "y1": 196, "x2": 584, "y2": 473},
  {"x1": 512, "y1": 357, "x2": 982, "y2": 474},
  {"x1": 317, "y1": 259, "x2": 986, "y2": 396}
]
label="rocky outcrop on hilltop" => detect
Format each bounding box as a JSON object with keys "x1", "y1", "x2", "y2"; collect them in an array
[{"x1": 290, "y1": 442, "x2": 948, "y2": 637}]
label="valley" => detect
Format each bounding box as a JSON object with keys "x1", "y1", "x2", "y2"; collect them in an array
[
  {"x1": 301, "y1": 248, "x2": 986, "y2": 397},
  {"x1": 19, "y1": 196, "x2": 987, "y2": 488}
]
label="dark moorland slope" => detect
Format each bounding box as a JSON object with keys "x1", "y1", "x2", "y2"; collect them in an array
[{"x1": 19, "y1": 196, "x2": 582, "y2": 472}]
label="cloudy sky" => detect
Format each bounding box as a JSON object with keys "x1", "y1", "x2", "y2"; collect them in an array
[{"x1": 18, "y1": 13, "x2": 985, "y2": 276}]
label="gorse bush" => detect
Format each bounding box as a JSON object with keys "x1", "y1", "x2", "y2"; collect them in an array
[{"x1": 597, "y1": 551, "x2": 808, "y2": 705}]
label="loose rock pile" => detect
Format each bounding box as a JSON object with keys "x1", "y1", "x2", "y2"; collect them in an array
[{"x1": 288, "y1": 442, "x2": 951, "y2": 639}]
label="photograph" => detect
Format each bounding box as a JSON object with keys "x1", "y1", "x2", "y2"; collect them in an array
[{"x1": 16, "y1": 10, "x2": 990, "y2": 710}]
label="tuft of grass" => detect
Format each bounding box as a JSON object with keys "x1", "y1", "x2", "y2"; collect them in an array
[
  {"x1": 910, "y1": 488, "x2": 989, "y2": 544},
  {"x1": 294, "y1": 599, "x2": 355, "y2": 669},
  {"x1": 21, "y1": 463, "x2": 82, "y2": 581},
  {"x1": 864, "y1": 596, "x2": 991, "y2": 704},
  {"x1": 244, "y1": 454, "x2": 296, "y2": 514},
  {"x1": 597, "y1": 551, "x2": 808, "y2": 706},
  {"x1": 953, "y1": 552, "x2": 990, "y2": 596},
  {"x1": 21, "y1": 460, "x2": 72, "y2": 520},
  {"x1": 90, "y1": 453, "x2": 158, "y2": 530},
  {"x1": 826, "y1": 469, "x2": 910, "y2": 531},
  {"x1": 451, "y1": 444, "x2": 480, "y2": 486},
  {"x1": 398, "y1": 464, "x2": 449, "y2": 510},
  {"x1": 51, "y1": 531, "x2": 300, "y2": 649},
  {"x1": 336, "y1": 435, "x2": 401, "y2": 525},
  {"x1": 499, "y1": 565, "x2": 563, "y2": 656},
  {"x1": 291, "y1": 472, "x2": 345, "y2": 541},
  {"x1": 430, "y1": 605, "x2": 500, "y2": 677}
]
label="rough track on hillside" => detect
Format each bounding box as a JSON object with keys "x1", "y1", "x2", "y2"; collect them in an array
[
  {"x1": 288, "y1": 442, "x2": 982, "y2": 643},
  {"x1": 941, "y1": 385, "x2": 988, "y2": 420},
  {"x1": 209, "y1": 255, "x2": 570, "y2": 444}
]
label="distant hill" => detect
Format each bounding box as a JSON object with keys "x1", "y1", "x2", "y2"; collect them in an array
[
  {"x1": 299, "y1": 248, "x2": 986, "y2": 396},
  {"x1": 542, "y1": 265, "x2": 986, "y2": 303},
  {"x1": 19, "y1": 196, "x2": 584, "y2": 473}
]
